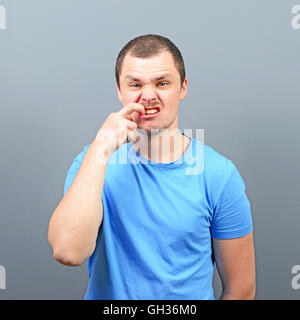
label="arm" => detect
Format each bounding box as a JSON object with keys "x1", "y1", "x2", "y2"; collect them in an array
[
  {"x1": 213, "y1": 232, "x2": 256, "y2": 300},
  {"x1": 47, "y1": 140, "x2": 109, "y2": 266},
  {"x1": 47, "y1": 103, "x2": 145, "y2": 266}
]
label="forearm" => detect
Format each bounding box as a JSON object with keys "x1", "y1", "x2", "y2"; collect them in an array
[
  {"x1": 48, "y1": 140, "x2": 109, "y2": 266},
  {"x1": 219, "y1": 293, "x2": 251, "y2": 300},
  {"x1": 219, "y1": 285, "x2": 256, "y2": 300}
]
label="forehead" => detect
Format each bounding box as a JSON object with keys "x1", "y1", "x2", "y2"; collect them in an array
[{"x1": 120, "y1": 50, "x2": 178, "y2": 79}]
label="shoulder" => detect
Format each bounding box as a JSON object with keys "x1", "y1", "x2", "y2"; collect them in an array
[
  {"x1": 201, "y1": 143, "x2": 237, "y2": 208},
  {"x1": 65, "y1": 143, "x2": 91, "y2": 174},
  {"x1": 203, "y1": 143, "x2": 235, "y2": 177},
  {"x1": 73, "y1": 143, "x2": 91, "y2": 159}
]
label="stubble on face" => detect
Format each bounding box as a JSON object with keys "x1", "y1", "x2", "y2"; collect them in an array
[{"x1": 117, "y1": 50, "x2": 188, "y2": 161}]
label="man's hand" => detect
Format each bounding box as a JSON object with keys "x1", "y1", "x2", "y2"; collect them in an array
[{"x1": 94, "y1": 102, "x2": 145, "y2": 156}]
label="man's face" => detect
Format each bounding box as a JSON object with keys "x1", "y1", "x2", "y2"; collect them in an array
[{"x1": 117, "y1": 50, "x2": 187, "y2": 133}]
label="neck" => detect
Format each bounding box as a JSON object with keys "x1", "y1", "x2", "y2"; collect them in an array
[{"x1": 130, "y1": 128, "x2": 191, "y2": 163}]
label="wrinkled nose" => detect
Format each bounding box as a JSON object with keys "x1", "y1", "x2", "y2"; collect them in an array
[{"x1": 140, "y1": 86, "x2": 157, "y2": 106}]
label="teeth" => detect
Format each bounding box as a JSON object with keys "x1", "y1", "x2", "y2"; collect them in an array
[{"x1": 145, "y1": 109, "x2": 159, "y2": 115}]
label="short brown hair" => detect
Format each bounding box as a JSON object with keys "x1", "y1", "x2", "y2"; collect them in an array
[{"x1": 115, "y1": 34, "x2": 186, "y2": 89}]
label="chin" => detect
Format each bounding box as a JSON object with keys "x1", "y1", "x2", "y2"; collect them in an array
[{"x1": 137, "y1": 126, "x2": 162, "y2": 136}]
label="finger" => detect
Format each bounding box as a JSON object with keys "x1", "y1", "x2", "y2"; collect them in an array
[
  {"x1": 123, "y1": 118, "x2": 137, "y2": 130},
  {"x1": 118, "y1": 103, "x2": 145, "y2": 121},
  {"x1": 126, "y1": 129, "x2": 137, "y2": 143},
  {"x1": 130, "y1": 110, "x2": 141, "y2": 123}
]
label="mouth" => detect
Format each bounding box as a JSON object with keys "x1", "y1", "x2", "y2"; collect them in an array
[{"x1": 140, "y1": 107, "x2": 161, "y2": 119}]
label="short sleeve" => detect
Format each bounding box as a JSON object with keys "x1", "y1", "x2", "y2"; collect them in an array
[
  {"x1": 63, "y1": 144, "x2": 91, "y2": 196},
  {"x1": 211, "y1": 163, "x2": 253, "y2": 239}
]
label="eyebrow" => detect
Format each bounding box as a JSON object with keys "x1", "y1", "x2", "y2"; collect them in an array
[{"x1": 125, "y1": 73, "x2": 171, "y2": 82}]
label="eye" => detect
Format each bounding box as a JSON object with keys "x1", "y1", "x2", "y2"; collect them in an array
[
  {"x1": 129, "y1": 83, "x2": 140, "y2": 88},
  {"x1": 158, "y1": 81, "x2": 168, "y2": 87}
]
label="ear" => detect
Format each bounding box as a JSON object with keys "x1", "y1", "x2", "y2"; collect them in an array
[
  {"x1": 180, "y1": 78, "x2": 188, "y2": 100},
  {"x1": 116, "y1": 83, "x2": 122, "y2": 102}
]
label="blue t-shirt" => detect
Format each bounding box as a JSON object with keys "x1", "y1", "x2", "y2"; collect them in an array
[{"x1": 63, "y1": 131, "x2": 253, "y2": 300}]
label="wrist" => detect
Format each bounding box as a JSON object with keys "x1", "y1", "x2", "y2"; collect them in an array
[{"x1": 89, "y1": 140, "x2": 112, "y2": 165}]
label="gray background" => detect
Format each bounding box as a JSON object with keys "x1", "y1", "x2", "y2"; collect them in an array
[{"x1": 0, "y1": 0, "x2": 299, "y2": 299}]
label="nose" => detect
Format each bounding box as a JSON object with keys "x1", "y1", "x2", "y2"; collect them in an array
[{"x1": 140, "y1": 85, "x2": 158, "y2": 105}]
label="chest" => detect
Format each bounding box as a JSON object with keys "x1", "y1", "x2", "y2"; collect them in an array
[{"x1": 104, "y1": 164, "x2": 213, "y2": 245}]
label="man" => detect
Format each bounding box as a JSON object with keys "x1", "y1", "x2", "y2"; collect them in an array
[{"x1": 48, "y1": 34, "x2": 255, "y2": 300}]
